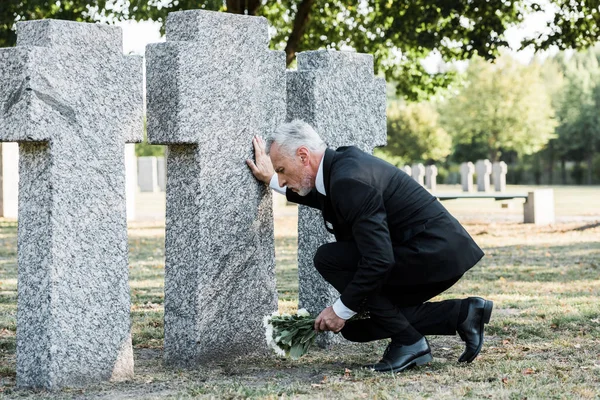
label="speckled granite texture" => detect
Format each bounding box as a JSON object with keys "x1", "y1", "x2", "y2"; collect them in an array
[
  {"x1": 0, "y1": 20, "x2": 143, "y2": 389},
  {"x1": 287, "y1": 50, "x2": 387, "y2": 346},
  {"x1": 146, "y1": 10, "x2": 283, "y2": 366}
]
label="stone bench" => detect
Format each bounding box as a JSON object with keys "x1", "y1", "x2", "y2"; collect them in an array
[{"x1": 432, "y1": 189, "x2": 555, "y2": 225}]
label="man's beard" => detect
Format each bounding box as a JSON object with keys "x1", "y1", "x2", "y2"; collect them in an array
[{"x1": 296, "y1": 172, "x2": 314, "y2": 196}]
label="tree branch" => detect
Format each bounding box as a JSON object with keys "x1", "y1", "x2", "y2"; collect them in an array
[{"x1": 284, "y1": 0, "x2": 314, "y2": 65}]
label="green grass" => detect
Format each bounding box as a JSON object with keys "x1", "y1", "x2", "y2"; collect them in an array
[{"x1": 1, "y1": 214, "x2": 599, "y2": 399}]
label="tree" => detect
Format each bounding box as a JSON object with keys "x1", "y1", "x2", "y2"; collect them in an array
[
  {"x1": 524, "y1": 1, "x2": 600, "y2": 52},
  {"x1": 553, "y1": 48, "x2": 600, "y2": 184},
  {"x1": 0, "y1": 0, "x2": 535, "y2": 100},
  {"x1": 440, "y1": 55, "x2": 556, "y2": 163},
  {"x1": 382, "y1": 101, "x2": 451, "y2": 163}
]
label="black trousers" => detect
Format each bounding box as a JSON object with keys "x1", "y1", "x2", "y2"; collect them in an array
[{"x1": 314, "y1": 241, "x2": 463, "y2": 344}]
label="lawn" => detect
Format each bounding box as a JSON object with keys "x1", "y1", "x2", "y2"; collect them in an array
[{"x1": 0, "y1": 199, "x2": 599, "y2": 398}]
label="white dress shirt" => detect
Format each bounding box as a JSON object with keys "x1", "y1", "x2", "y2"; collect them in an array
[{"x1": 269, "y1": 156, "x2": 357, "y2": 320}]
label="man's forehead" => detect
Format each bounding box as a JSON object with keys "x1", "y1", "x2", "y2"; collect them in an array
[{"x1": 269, "y1": 143, "x2": 285, "y2": 166}]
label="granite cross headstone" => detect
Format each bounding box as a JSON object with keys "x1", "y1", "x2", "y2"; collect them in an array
[
  {"x1": 425, "y1": 165, "x2": 438, "y2": 191},
  {"x1": 492, "y1": 161, "x2": 507, "y2": 192},
  {"x1": 460, "y1": 162, "x2": 474, "y2": 192},
  {"x1": 475, "y1": 159, "x2": 492, "y2": 192},
  {"x1": 0, "y1": 20, "x2": 143, "y2": 388},
  {"x1": 146, "y1": 10, "x2": 283, "y2": 365},
  {"x1": 286, "y1": 50, "x2": 386, "y2": 346},
  {"x1": 411, "y1": 163, "x2": 425, "y2": 186}
]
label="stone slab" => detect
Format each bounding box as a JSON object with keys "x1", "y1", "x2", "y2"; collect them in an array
[
  {"x1": 146, "y1": 9, "x2": 283, "y2": 365},
  {"x1": 0, "y1": 19, "x2": 143, "y2": 389}
]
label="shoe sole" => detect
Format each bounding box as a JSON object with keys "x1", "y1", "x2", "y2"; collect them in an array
[
  {"x1": 464, "y1": 300, "x2": 493, "y2": 363},
  {"x1": 391, "y1": 352, "x2": 433, "y2": 373}
]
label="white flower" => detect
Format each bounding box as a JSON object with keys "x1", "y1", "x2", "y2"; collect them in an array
[
  {"x1": 271, "y1": 311, "x2": 281, "y2": 317},
  {"x1": 297, "y1": 308, "x2": 310, "y2": 317},
  {"x1": 262, "y1": 315, "x2": 271, "y2": 328}
]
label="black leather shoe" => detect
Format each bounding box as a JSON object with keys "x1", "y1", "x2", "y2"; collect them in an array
[
  {"x1": 366, "y1": 337, "x2": 433, "y2": 373},
  {"x1": 457, "y1": 297, "x2": 493, "y2": 363}
]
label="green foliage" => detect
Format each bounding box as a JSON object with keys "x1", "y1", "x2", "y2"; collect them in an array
[
  {"x1": 266, "y1": 312, "x2": 317, "y2": 359},
  {"x1": 440, "y1": 55, "x2": 557, "y2": 163},
  {"x1": 0, "y1": 1, "x2": 538, "y2": 100},
  {"x1": 523, "y1": 1, "x2": 600, "y2": 51},
  {"x1": 135, "y1": 117, "x2": 165, "y2": 157},
  {"x1": 383, "y1": 101, "x2": 451, "y2": 163}
]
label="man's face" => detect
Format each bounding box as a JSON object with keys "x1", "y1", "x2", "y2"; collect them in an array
[{"x1": 270, "y1": 143, "x2": 314, "y2": 196}]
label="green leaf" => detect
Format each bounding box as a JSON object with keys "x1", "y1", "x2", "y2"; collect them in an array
[{"x1": 289, "y1": 343, "x2": 305, "y2": 360}]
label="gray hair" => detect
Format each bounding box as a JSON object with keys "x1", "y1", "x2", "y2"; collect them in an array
[{"x1": 266, "y1": 120, "x2": 327, "y2": 157}]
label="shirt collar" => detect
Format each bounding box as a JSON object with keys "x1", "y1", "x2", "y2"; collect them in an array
[{"x1": 316, "y1": 154, "x2": 326, "y2": 196}]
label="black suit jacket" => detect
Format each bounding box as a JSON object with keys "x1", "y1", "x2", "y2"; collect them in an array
[{"x1": 287, "y1": 147, "x2": 484, "y2": 311}]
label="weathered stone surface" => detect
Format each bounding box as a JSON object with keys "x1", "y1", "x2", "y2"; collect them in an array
[
  {"x1": 475, "y1": 159, "x2": 492, "y2": 192},
  {"x1": 287, "y1": 50, "x2": 386, "y2": 346},
  {"x1": 146, "y1": 10, "x2": 283, "y2": 365},
  {"x1": 411, "y1": 163, "x2": 425, "y2": 186},
  {"x1": 0, "y1": 142, "x2": 18, "y2": 219},
  {"x1": 425, "y1": 165, "x2": 438, "y2": 191},
  {"x1": 0, "y1": 20, "x2": 143, "y2": 388},
  {"x1": 460, "y1": 162, "x2": 474, "y2": 192},
  {"x1": 137, "y1": 156, "x2": 159, "y2": 192},
  {"x1": 492, "y1": 161, "x2": 507, "y2": 192}
]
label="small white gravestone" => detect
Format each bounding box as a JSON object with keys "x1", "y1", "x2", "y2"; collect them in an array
[
  {"x1": 137, "y1": 156, "x2": 159, "y2": 192},
  {"x1": 524, "y1": 189, "x2": 555, "y2": 225},
  {"x1": 125, "y1": 144, "x2": 137, "y2": 221},
  {"x1": 425, "y1": 165, "x2": 438, "y2": 191},
  {"x1": 492, "y1": 161, "x2": 507, "y2": 192},
  {"x1": 157, "y1": 156, "x2": 166, "y2": 192},
  {"x1": 0, "y1": 143, "x2": 18, "y2": 219},
  {"x1": 475, "y1": 159, "x2": 492, "y2": 192},
  {"x1": 402, "y1": 165, "x2": 411, "y2": 176},
  {"x1": 460, "y1": 162, "x2": 474, "y2": 192},
  {"x1": 411, "y1": 163, "x2": 425, "y2": 186}
]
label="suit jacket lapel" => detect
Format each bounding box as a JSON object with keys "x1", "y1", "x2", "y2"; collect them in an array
[{"x1": 322, "y1": 148, "x2": 335, "y2": 196}]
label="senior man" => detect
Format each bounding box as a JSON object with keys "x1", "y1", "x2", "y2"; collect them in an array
[{"x1": 247, "y1": 120, "x2": 493, "y2": 372}]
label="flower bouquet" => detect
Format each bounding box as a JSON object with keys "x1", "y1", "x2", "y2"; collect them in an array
[{"x1": 263, "y1": 308, "x2": 317, "y2": 359}]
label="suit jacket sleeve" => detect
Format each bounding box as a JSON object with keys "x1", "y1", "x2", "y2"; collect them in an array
[
  {"x1": 333, "y1": 179, "x2": 395, "y2": 311},
  {"x1": 285, "y1": 188, "x2": 322, "y2": 210}
]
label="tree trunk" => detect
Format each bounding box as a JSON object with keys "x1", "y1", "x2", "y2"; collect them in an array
[
  {"x1": 226, "y1": 0, "x2": 260, "y2": 15},
  {"x1": 561, "y1": 158, "x2": 566, "y2": 184},
  {"x1": 284, "y1": 0, "x2": 314, "y2": 65}
]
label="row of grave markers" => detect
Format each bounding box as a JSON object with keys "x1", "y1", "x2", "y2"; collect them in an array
[
  {"x1": 1, "y1": 153, "x2": 511, "y2": 219},
  {"x1": 403, "y1": 160, "x2": 508, "y2": 192},
  {"x1": 0, "y1": 11, "x2": 385, "y2": 389}
]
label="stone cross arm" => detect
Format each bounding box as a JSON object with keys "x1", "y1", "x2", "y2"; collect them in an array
[{"x1": 0, "y1": 20, "x2": 143, "y2": 144}]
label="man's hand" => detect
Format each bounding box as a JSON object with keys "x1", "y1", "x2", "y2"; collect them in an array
[
  {"x1": 246, "y1": 135, "x2": 275, "y2": 184},
  {"x1": 314, "y1": 306, "x2": 346, "y2": 333}
]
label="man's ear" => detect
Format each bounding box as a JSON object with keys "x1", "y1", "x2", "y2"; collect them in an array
[{"x1": 297, "y1": 146, "x2": 310, "y2": 165}]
